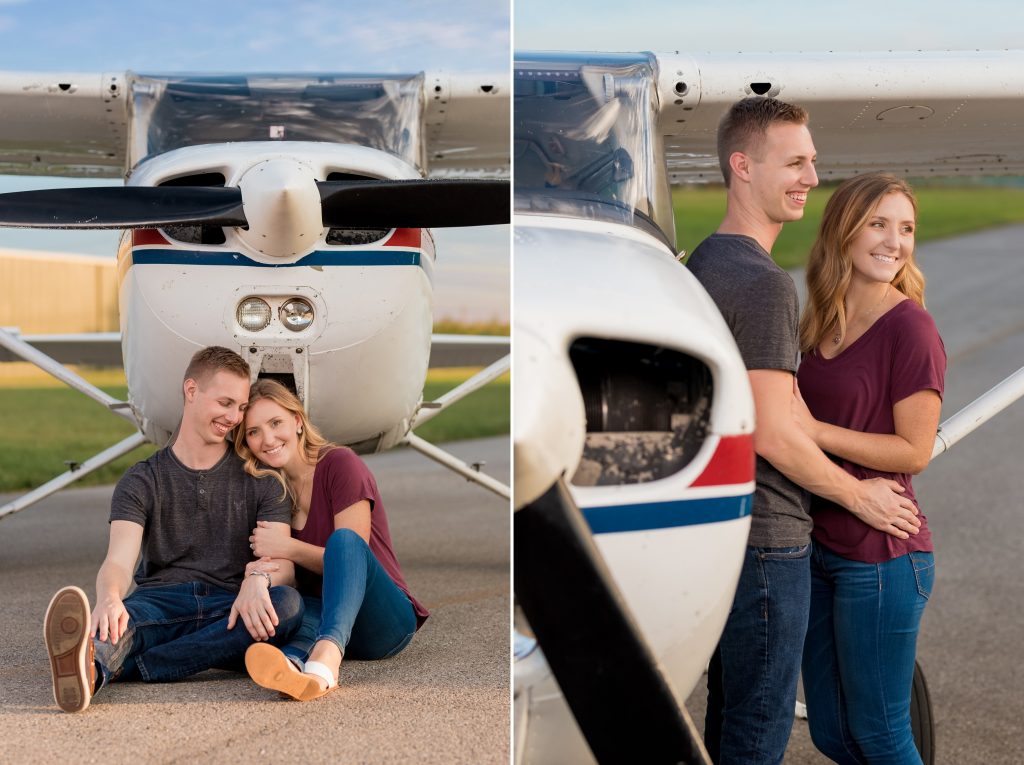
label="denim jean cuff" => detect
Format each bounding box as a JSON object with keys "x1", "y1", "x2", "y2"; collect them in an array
[{"x1": 95, "y1": 657, "x2": 112, "y2": 690}]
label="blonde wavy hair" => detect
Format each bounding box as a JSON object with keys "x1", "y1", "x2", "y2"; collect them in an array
[
  {"x1": 234, "y1": 379, "x2": 339, "y2": 510},
  {"x1": 799, "y1": 172, "x2": 925, "y2": 354}
]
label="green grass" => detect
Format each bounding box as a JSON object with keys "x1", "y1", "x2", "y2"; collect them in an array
[
  {"x1": 0, "y1": 383, "x2": 156, "y2": 491},
  {"x1": 432, "y1": 318, "x2": 510, "y2": 336},
  {"x1": 415, "y1": 371, "x2": 509, "y2": 445},
  {"x1": 0, "y1": 369, "x2": 508, "y2": 492},
  {"x1": 674, "y1": 184, "x2": 1024, "y2": 270}
]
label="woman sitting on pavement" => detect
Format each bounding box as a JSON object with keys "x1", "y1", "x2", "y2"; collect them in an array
[{"x1": 235, "y1": 379, "x2": 428, "y2": 700}]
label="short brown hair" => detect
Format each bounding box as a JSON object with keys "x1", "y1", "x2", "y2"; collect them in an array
[
  {"x1": 717, "y1": 97, "x2": 809, "y2": 186},
  {"x1": 183, "y1": 346, "x2": 250, "y2": 387}
]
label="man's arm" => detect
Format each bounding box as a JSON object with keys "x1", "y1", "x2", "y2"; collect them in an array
[
  {"x1": 91, "y1": 520, "x2": 143, "y2": 644},
  {"x1": 750, "y1": 369, "x2": 922, "y2": 539},
  {"x1": 248, "y1": 521, "x2": 296, "y2": 586},
  {"x1": 228, "y1": 521, "x2": 295, "y2": 641}
]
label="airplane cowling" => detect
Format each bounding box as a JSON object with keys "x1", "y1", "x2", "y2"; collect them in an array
[{"x1": 515, "y1": 213, "x2": 753, "y2": 716}]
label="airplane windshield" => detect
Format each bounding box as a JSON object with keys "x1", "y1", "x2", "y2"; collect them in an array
[
  {"x1": 129, "y1": 73, "x2": 426, "y2": 171},
  {"x1": 514, "y1": 53, "x2": 674, "y2": 247}
]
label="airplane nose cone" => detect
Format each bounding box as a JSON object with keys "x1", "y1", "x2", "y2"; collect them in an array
[
  {"x1": 513, "y1": 325, "x2": 587, "y2": 508},
  {"x1": 235, "y1": 158, "x2": 325, "y2": 258}
]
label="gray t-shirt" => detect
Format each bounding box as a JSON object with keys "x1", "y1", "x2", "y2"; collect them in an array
[
  {"x1": 110, "y1": 446, "x2": 292, "y2": 591},
  {"x1": 687, "y1": 233, "x2": 811, "y2": 547}
]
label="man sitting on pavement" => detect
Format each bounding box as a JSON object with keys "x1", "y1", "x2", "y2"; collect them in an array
[{"x1": 44, "y1": 345, "x2": 304, "y2": 712}]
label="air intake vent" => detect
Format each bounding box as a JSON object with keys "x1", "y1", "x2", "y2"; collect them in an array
[
  {"x1": 158, "y1": 173, "x2": 228, "y2": 244},
  {"x1": 569, "y1": 338, "x2": 712, "y2": 486},
  {"x1": 325, "y1": 171, "x2": 390, "y2": 244}
]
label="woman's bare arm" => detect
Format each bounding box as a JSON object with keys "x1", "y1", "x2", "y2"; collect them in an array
[{"x1": 794, "y1": 386, "x2": 941, "y2": 474}]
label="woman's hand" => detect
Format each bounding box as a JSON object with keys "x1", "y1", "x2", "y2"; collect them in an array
[{"x1": 250, "y1": 520, "x2": 294, "y2": 559}]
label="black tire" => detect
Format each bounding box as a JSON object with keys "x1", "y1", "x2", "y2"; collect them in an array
[{"x1": 910, "y1": 660, "x2": 935, "y2": 765}]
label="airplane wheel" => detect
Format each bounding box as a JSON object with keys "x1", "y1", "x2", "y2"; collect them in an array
[{"x1": 910, "y1": 660, "x2": 935, "y2": 765}]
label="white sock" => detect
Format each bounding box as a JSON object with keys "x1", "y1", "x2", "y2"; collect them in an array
[{"x1": 303, "y1": 660, "x2": 336, "y2": 689}]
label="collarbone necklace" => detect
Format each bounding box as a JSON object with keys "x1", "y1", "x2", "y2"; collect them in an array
[
  {"x1": 291, "y1": 465, "x2": 315, "y2": 513},
  {"x1": 833, "y1": 284, "x2": 891, "y2": 346}
]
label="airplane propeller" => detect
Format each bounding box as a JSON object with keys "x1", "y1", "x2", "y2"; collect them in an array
[
  {"x1": 516, "y1": 479, "x2": 713, "y2": 764},
  {"x1": 0, "y1": 179, "x2": 509, "y2": 230},
  {"x1": 0, "y1": 186, "x2": 247, "y2": 229},
  {"x1": 318, "y1": 179, "x2": 509, "y2": 228}
]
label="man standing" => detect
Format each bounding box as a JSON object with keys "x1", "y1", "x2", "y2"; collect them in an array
[
  {"x1": 44, "y1": 346, "x2": 303, "y2": 713},
  {"x1": 686, "y1": 98, "x2": 922, "y2": 764}
]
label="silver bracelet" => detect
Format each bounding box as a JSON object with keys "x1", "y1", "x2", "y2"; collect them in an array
[{"x1": 248, "y1": 570, "x2": 272, "y2": 589}]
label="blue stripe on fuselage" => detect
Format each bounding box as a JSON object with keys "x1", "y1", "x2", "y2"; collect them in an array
[
  {"x1": 131, "y1": 248, "x2": 422, "y2": 268},
  {"x1": 582, "y1": 494, "x2": 752, "y2": 534}
]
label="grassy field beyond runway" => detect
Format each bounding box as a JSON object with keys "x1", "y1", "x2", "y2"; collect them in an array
[
  {"x1": 0, "y1": 367, "x2": 509, "y2": 492},
  {"x1": 674, "y1": 184, "x2": 1024, "y2": 269}
]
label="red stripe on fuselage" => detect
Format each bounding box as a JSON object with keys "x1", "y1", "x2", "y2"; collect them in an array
[
  {"x1": 691, "y1": 434, "x2": 754, "y2": 487},
  {"x1": 384, "y1": 228, "x2": 421, "y2": 248},
  {"x1": 132, "y1": 229, "x2": 171, "y2": 246}
]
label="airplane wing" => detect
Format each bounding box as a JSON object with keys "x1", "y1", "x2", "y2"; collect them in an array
[
  {"x1": 0, "y1": 71, "x2": 125, "y2": 178},
  {"x1": 0, "y1": 331, "x2": 508, "y2": 369},
  {"x1": 0, "y1": 331, "x2": 121, "y2": 365},
  {"x1": 428, "y1": 333, "x2": 509, "y2": 367},
  {"x1": 0, "y1": 70, "x2": 508, "y2": 179},
  {"x1": 653, "y1": 50, "x2": 1024, "y2": 183},
  {"x1": 424, "y1": 72, "x2": 510, "y2": 177}
]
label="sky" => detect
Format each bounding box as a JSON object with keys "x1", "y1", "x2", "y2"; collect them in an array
[
  {"x1": 514, "y1": 0, "x2": 1024, "y2": 53},
  {"x1": 0, "y1": 0, "x2": 510, "y2": 323}
]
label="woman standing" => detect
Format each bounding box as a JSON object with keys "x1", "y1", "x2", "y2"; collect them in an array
[
  {"x1": 235, "y1": 380, "x2": 428, "y2": 700},
  {"x1": 795, "y1": 173, "x2": 945, "y2": 763}
]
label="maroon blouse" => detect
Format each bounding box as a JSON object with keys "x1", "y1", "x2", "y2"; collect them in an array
[
  {"x1": 293, "y1": 447, "x2": 429, "y2": 628},
  {"x1": 797, "y1": 300, "x2": 946, "y2": 563}
]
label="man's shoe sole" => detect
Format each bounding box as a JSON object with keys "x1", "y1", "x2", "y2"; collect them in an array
[{"x1": 44, "y1": 586, "x2": 92, "y2": 713}]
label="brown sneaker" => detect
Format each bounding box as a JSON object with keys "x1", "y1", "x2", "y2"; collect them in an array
[{"x1": 44, "y1": 586, "x2": 96, "y2": 713}]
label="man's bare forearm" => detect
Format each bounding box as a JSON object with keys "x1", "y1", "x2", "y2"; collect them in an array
[
  {"x1": 271, "y1": 559, "x2": 297, "y2": 587},
  {"x1": 95, "y1": 559, "x2": 134, "y2": 603},
  {"x1": 756, "y1": 423, "x2": 860, "y2": 510}
]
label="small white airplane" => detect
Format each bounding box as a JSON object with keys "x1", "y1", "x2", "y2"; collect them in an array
[
  {"x1": 513, "y1": 50, "x2": 1024, "y2": 764},
  {"x1": 0, "y1": 69, "x2": 511, "y2": 520}
]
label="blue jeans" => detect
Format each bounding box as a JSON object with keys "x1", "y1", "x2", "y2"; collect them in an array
[
  {"x1": 705, "y1": 543, "x2": 811, "y2": 765},
  {"x1": 93, "y1": 582, "x2": 303, "y2": 686},
  {"x1": 802, "y1": 542, "x2": 934, "y2": 764},
  {"x1": 282, "y1": 529, "x2": 416, "y2": 664}
]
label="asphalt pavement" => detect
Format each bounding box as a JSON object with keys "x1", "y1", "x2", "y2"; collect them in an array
[
  {"x1": 686, "y1": 224, "x2": 1024, "y2": 763},
  {"x1": 0, "y1": 436, "x2": 510, "y2": 765}
]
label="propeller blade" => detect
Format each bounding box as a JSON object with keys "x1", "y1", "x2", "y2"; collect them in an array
[
  {"x1": 515, "y1": 479, "x2": 713, "y2": 764},
  {"x1": 0, "y1": 187, "x2": 246, "y2": 229},
  {"x1": 317, "y1": 179, "x2": 509, "y2": 228}
]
